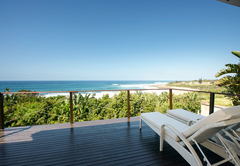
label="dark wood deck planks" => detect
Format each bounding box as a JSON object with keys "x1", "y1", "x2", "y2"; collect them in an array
[{"x1": 0, "y1": 117, "x2": 234, "y2": 166}]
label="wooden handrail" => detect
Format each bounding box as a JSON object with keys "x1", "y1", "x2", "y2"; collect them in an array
[
  {"x1": 1, "y1": 88, "x2": 240, "y2": 130},
  {"x1": 1, "y1": 88, "x2": 240, "y2": 96},
  {"x1": 0, "y1": 88, "x2": 169, "y2": 94}
]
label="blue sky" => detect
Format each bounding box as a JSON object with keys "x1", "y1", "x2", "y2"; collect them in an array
[{"x1": 0, "y1": 0, "x2": 240, "y2": 81}]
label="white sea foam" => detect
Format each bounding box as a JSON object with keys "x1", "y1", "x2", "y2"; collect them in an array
[
  {"x1": 43, "y1": 93, "x2": 69, "y2": 98},
  {"x1": 42, "y1": 82, "x2": 170, "y2": 98},
  {"x1": 155, "y1": 82, "x2": 168, "y2": 85},
  {"x1": 142, "y1": 90, "x2": 169, "y2": 95},
  {"x1": 94, "y1": 91, "x2": 120, "y2": 99},
  {"x1": 93, "y1": 90, "x2": 167, "y2": 99},
  {"x1": 42, "y1": 89, "x2": 172, "y2": 99},
  {"x1": 120, "y1": 84, "x2": 155, "y2": 89}
]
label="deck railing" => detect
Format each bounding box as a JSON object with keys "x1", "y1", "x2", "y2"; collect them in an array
[{"x1": 0, "y1": 88, "x2": 240, "y2": 129}]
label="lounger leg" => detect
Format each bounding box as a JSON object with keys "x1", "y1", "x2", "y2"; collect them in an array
[
  {"x1": 139, "y1": 118, "x2": 142, "y2": 130},
  {"x1": 160, "y1": 126, "x2": 164, "y2": 151},
  {"x1": 216, "y1": 133, "x2": 240, "y2": 165},
  {"x1": 160, "y1": 137, "x2": 164, "y2": 151}
]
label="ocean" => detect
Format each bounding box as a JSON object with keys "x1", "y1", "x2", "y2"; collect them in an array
[{"x1": 0, "y1": 80, "x2": 171, "y2": 97}]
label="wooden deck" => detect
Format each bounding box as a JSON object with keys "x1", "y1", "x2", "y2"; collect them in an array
[{"x1": 0, "y1": 117, "x2": 233, "y2": 166}]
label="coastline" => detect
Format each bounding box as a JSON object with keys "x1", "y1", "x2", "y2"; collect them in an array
[
  {"x1": 0, "y1": 80, "x2": 169, "y2": 93},
  {"x1": 2, "y1": 81, "x2": 199, "y2": 98},
  {"x1": 150, "y1": 84, "x2": 198, "y2": 95},
  {"x1": 43, "y1": 82, "x2": 198, "y2": 98}
]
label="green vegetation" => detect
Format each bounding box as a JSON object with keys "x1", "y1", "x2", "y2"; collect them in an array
[
  {"x1": 215, "y1": 51, "x2": 240, "y2": 105},
  {"x1": 214, "y1": 97, "x2": 232, "y2": 107},
  {"x1": 166, "y1": 80, "x2": 232, "y2": 107},
  {"x1": 3, "y1": 89, "x2": 201, "y2": 128},
  {"x1": 167, "y1": 80, "x2": 222, "y2": 91}
]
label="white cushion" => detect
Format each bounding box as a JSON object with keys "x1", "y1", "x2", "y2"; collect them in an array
[
  {"x1": 182, "y1": 105, "x2": 240, "y2": 138},
  {"x1": 141, "y1": 112, "x2": 189, "y2": 142},
  {"x1": 167, "y1": 109, "x2": 204, "y2": 122}
]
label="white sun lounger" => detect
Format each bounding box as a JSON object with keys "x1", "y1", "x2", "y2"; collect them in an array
[
  {"x1": 166, "y1": 109, "x2": 205, "y2": 126},
  {"x1": 166, "y1": 108, "x2": 240, "y2": 157},
  {"x1": 140, "y1": 106, "x2": 240, "y2": 166}
]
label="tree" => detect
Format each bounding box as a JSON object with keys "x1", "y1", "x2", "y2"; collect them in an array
[
  {"x1": 215, "y1": 51, "x2": 240, "y2": 105},
  {"x1": 198, "y1": 78, "x2": 202, "y2": 84},
  {"x1": 73, "y1": 93, "x2": 92, "y2": 121}
]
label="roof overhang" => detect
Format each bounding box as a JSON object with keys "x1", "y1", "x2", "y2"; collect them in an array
[{"x1": 217, "y1": 0, "x2": 240, "y2": 7}]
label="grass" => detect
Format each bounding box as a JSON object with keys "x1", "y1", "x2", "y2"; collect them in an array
[
  {"x1": 201, "y1": 97, "x2": 233, "y2": 107},
  {"x1": 215, "y1": 97, "x2": 233, "y2": 106},
  {"x1": 166, "y1": 83, "x2": 223, "y2": 91},
  {"x1": 166, "y1": 82, "x2": 232, "y2": 107}
]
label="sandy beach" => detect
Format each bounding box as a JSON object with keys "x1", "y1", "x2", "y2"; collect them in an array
[
  {"x1": 41, "y1": 82, "x2": 199, "y2": 98},
  {"x1": 150, "y1": 84, "x2": 198, "y2": 95}
]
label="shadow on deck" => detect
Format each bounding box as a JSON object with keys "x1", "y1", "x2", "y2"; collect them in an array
[{"x1": 0, "y1": 117, "x2": 233, "y2": 166}]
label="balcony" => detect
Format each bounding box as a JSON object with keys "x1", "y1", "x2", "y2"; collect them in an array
[
  {"x1": 0, "y1": 88, "x2": 238, "y2": 165},
  {"x1": 0, "y1": 117, "x2": 233, "y2": 166}
]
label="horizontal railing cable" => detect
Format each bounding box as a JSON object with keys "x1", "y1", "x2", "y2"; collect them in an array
[
  {"x1": 2, "y1": 88, "x2": 240, "y2": 97},
  {"x1": 1, "y1": 88, "x2": 240, "y2": 129}
]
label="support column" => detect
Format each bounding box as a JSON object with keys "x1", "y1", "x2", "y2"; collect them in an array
[
  {"x1": 0, "y1": 93, "x2": 4, "y2": 130},
  {"x1": 169, "y1": 89, "x2": 172, "y2": 110},
  {"x1": 127, "y1": 90, "x2": 130, "y2": 122},
  {"x1": 209, "y1": 93, "x2": 215, "y2": 115},
  {"x1": 70, "y1": 92, "x2": 73, "y2": 124}
]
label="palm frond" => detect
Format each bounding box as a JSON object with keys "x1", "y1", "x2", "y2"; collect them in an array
[
  {"x1": 215, "y1": 64, "x2": 240, "y2": 77},
  {"x1": 215, "y1": 76, "x2": 234, "y2": 87},
  {"x1": 232, "y1": 51, "x2": 240, "y2": 59},
  {"x1": 216, "y1": 75, "x2": 240, "y2": 89}
]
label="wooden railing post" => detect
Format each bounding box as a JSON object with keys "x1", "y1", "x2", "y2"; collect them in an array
[
  {"x1": 127, "y1": 90, "x2": 130, "y2": 122},
  {"x1": 209, "y1": 93, "x2": 215, "y2": 115},
  {"x1": 70, "y1": 92, "x2": 73, "y2": 124},
  {"x1": 0, "y1": 93, "x2": 4, "y2": 130},
  {"x1": 169, "y1": 89, "x2": 172, "y2": 110}
]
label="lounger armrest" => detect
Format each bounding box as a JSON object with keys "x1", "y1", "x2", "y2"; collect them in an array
[
  {"x1": 161, "y1": 123, "x2": 190, "y2": 144},
  {"x1": 160, "y1": 123, "x2": 200, "y2": 160}
]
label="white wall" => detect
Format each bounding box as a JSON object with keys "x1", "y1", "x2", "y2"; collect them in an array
[{"x1": 200, "y1": 102, "x2": 229, "y2": 116}]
